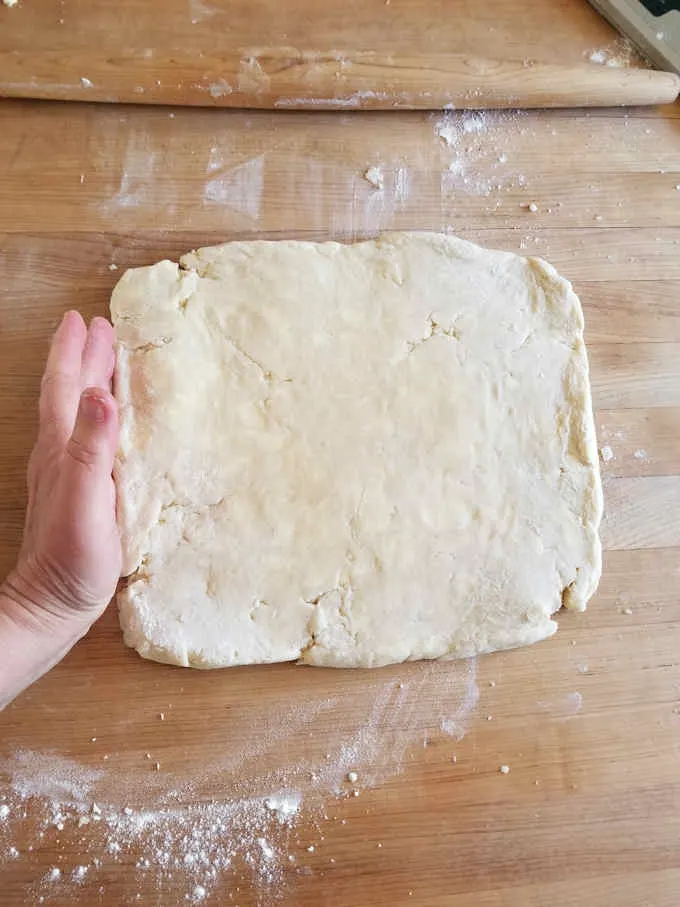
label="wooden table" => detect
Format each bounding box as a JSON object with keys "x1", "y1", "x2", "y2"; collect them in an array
[
  {"x1": 0, "y1": 0, "x2": 645, "y2": 104},
  {"x1": 1, "y1": 2, "x2": 680, "y2": 905}
]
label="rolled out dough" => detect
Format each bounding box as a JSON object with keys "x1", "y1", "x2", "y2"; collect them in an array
[{"x1": 112, "y1": 232, "x2": 602, "y2": 669}]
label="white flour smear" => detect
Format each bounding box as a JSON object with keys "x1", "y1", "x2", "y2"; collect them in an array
[
  {"x1": 206, "y1": 144, "x2": 226, "y2": 175},
  {"x1": 189, "y1": 0, "x2": 219, "y2": 21},
  {"x1": 100, "y1": 132, "x2": 159, "y2": 211},
  {"x1": 536, "y1": 691, "x2": 583, "y2": 719},
  {"x1": 0, "y1": 659, "x2": 478, "y2": 904},
  {"x1": 208, "y1": 78, "x2": 233, "y2": 99},
  {"x1": 586, "y1": 37, "x2": 640, "y2": 68},
  {"x1": 434, "y1": 110, "x2": 527, "y2": 197},
  {"x1": 328, "y1": 163, "x2": 414, "y2": 236},
  {"x1": 237, "y1": 57, "x2": 271, "y2": 95},
  {"x1": 203, "y1": 154, "x2": 265, "y2": 221}
]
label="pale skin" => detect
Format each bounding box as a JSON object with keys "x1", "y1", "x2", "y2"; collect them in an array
[{"x1": 0, "y1": 311, "x2": 120, "y2": 709}]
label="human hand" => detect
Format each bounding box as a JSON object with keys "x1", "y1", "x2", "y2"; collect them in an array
[{"x1": 5, "y1": 311, "x2": 121, "y2": 633}]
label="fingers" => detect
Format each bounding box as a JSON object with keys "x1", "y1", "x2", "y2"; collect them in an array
[
  {"x1": 40, "y1": 311, "x2": 88, "y2": 437},
  {"x1": 81, "y1": 317, "x2": 116, "y2": 391},
  {"x1": 40, "y1": 313, "x2": 116, "y2": 448},
  {"x1": 65, "y1": 389, "x2": 119, "y2": 478},
  {"x1": 45, "y1": 311, "x2": 87, "y2": 376}
]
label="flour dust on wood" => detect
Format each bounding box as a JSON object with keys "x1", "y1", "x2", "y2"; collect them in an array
[{"x1": 0, "y1": 659, "x2": 478, "y2": 903}]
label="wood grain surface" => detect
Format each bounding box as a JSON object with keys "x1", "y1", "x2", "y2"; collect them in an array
[
  {"x1": 2, "y1": 50, "x2": 679, "y2": 110},
  {"x1": 0, "y1": 0, "x2": 667, "y2": 110},
  {"x1": 0, "y1": 3, "x2": 680, "y2": 906},
  {"x1": 0, "y1": 0, "x2": 642, "y2": 67}
]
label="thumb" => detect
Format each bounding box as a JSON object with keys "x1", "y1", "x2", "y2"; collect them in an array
[{"x1": 65, "y1": 388, "x2": 118, "y2": 476}]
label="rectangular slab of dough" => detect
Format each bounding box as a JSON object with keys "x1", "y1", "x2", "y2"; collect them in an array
[{"x1": 112, "y1": 232, "x2": 602, "y2": 669}]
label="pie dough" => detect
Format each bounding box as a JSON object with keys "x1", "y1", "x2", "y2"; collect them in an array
[{"x1": 112, "y1": 232, "x2": 602, "y2": 669}]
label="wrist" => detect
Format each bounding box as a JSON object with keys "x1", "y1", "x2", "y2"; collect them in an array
[
  {"x1": 0, "y1": 573, "x2": 94, "y2": 711},
  {"x1": 1, "y1": 564, "x2": 95, "y2": 639}
]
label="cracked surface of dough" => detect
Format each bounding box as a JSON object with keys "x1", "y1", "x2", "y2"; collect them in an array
[{"x1": 112, "y1": 232, "x2": 602, "y2": 669}]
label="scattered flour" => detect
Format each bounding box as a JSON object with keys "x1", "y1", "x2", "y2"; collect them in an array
[
  {"x1": 436, "y1": 110, "x2": 488, "y2": 147},
  {"x1": 5, "y1": 751, "x2": 103, "y2": 802},
  {"x1": 208, "y1": 79, "x2": 233, "y2": 99},
  {"x1": 600, "y1": 445, "x2": 614, "y2": 462},
  {"x1": 363, "y1": 166, "x2": 384, "y2": 191},
  {"x1": 586, "y1": 38, "x2": 640, "y2": 68},
  {"x1": 2, "y1": 0, "x2": 19, "y2": 8},
  {"x1": 434, "y1": 110, "x2": 527, "y2": 197},
  {"x1": 264, "y1": 793, "x2": 302, "y2": 821},
  {"x1": 0, "y1": 660, "x2": 479, "y2": 902}
]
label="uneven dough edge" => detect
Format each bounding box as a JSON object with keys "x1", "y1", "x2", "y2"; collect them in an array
[
  {"x1": 526, "y1": 255, "x2": 603, "y2": 612},
  {"x1": 112, "y1": 232, "x2": 603, "y2": 670},
  {"x1": 112, "y1": 258, "x2": 198, "y2": 577}
]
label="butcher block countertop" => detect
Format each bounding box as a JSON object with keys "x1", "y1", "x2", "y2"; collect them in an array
[{"x1": 1, "y1": 1, "x2": 680, "y2": 905}]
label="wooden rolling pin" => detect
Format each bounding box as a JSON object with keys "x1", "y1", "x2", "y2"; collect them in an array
[{"x1": 1, "y1": 50, "x2": 679, "y2": 109}]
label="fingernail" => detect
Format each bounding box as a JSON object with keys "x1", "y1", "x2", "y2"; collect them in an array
[{"x1": 80, "y1": 392, "x2": 107, "y2": 425}]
